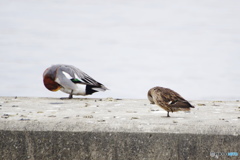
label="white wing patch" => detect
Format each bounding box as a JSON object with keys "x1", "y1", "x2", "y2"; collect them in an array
[
  {"x1": 62, "y1": 71, "x2": 73, "y2": 79},
  {"x1": 74, "y1": 73, "x2": 81, "y2": 81}
]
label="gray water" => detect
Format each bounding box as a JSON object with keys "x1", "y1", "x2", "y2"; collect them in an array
[{"x1": 0, "y1": 0, "x2": 240, "y2": 100}]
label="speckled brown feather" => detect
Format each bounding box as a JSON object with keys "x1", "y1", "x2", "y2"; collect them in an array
[{"x1": 148, "y1": 86, "x2": 194, "y2": 117}]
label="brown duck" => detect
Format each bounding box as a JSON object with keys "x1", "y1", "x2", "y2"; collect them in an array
[{"x1": 147, "y1": 86, "x2": 194, "y2": 117}]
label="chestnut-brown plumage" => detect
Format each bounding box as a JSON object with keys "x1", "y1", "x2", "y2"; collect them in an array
[
  {"x1": 148, "y1": 86, "x2": 194, "y2": 117},
  {"x1": 43, "y1": 71, "x2": 61, "y2": 91}
]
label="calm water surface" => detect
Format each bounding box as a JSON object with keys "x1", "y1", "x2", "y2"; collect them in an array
[{"x1": 0, "y1": 0, "x2": 240, "y2": 100}]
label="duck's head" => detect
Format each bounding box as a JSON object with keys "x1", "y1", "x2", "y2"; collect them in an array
[
  {"x1": 147, "y1": 89, "x2": 155, "y2": 104},
  {"x1": 43, "y1": 68, "x2": 61, "y2": 91}
]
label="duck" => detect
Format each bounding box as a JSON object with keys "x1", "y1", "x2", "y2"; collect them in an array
[
  {"x1": 43, "y1": 64, "x2": 108, "y2": 99},
  {"x1": 147, "y1": 86, "x2": 194, "y2": 117}
]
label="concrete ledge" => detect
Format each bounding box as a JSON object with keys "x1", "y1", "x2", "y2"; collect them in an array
[{"x1": 0, "y1": 97, "x2": 240, "y2": 159}]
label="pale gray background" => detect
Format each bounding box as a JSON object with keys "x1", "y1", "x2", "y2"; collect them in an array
[{"x1": 0, "y1": 0, "x2": 239, "y2": 100}]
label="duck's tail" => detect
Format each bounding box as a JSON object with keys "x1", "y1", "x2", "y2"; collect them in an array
[
  {"x1": 170, "y1": 101, "x2": 194, "y2": 111},
  {"x1": 92, "y1": 84, "x2": 108, "y2": 92}
]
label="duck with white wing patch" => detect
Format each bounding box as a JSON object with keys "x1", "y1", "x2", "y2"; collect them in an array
[{"x1": 43, "y1": 64, "x2": 108, "y2": 99}]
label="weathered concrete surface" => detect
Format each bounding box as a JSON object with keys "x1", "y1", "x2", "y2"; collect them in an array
[{"x1": 0, "y1": 97, "x2": 239, "y2": 160}]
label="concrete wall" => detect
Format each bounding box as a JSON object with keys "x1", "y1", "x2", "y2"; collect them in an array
[
  {"x1": 1, "y1": 130, "x2": 239, "y2": 160},
  {"x1": 1, "y1": 97, "x2": 239, "y2": 159}
]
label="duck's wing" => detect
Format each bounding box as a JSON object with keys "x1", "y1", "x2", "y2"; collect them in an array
[
  {"x1": 55, "y1": 65, "x2": 107, "y2": 90},
  {"x1": 160, "y1": 87, "x2": 194, "y2": 109},
  {"x1": 70, "y1": 65, "x2": 107, "y2": 89}
]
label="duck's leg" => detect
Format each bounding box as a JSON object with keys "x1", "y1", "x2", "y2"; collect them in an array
[
  {"x1": 68, "y1": 90, "x2": 73, "y2": 99},
  {"x1": 167, "y1": 111, "x2": 170, "y2": 117}
]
